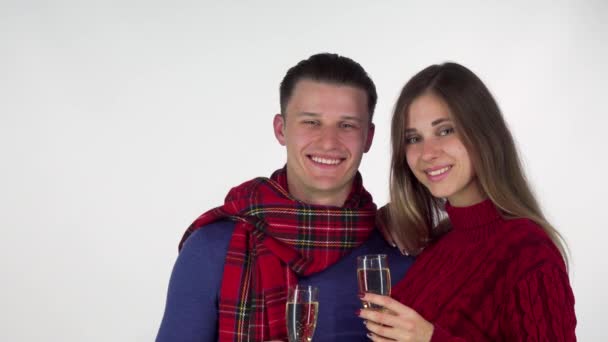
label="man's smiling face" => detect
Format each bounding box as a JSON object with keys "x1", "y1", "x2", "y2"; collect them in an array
[{"x1": 273, "y1": 79, "x2": 374, "y2": 206}]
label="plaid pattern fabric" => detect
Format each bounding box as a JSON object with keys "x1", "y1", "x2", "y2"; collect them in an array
[{"x1": 179, "y1": 167, "x2": 376, "y2": 341}]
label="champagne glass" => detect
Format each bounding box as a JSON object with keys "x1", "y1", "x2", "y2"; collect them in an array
[
  {"x1": 286, "y1": 285, "x2": 319, "y2": 342},
  {"x1": 357, "y1": 254, "x2": 391, "y2": 310}
]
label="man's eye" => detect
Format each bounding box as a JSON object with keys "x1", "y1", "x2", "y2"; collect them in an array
[
  {"x1": 303, "y1": 120, "x2": 319, "y2": 126},
  {"x1": 439, "y1": 127, "x2": 454, "y2": 136},
  {"x1": 341, "y1": 123, "x2": 355, "y2": 129}
]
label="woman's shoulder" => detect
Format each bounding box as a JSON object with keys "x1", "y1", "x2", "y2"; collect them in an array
[
  {"x1": 496, "y1": 218, "x2": 567, "y2": 277},
  {"x1": 500, "y1": 217, "x2": 557, "y2": 249},
  {"x1": 503, "y1": 216, "x2": 547, "y2": 236}
]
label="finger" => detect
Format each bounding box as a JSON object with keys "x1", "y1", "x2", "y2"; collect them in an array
[
  {"x1": 392, "y1": 230, "x2": 408, "y2": 254},
  {"x1": 364, "y1": 318, "x2": 398, "y2": 341},
  {"x1": 366, "y1": 331, "x2": 395, "y2": 342},
  {"x1": 362, "y1": 293, "x2": 415, "y2": 316},
  {"x1": 361, "y1": 293, "x2": 399, "y2": 311},
  {"x1": 359, "y1": 308, "x2": 402, "y2": 331}
]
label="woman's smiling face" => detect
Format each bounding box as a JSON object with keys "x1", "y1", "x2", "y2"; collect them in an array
[{"x1": 404, "y1": 92, "x2": 484, "y2": 207}]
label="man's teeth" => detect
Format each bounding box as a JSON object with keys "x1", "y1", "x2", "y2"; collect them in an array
[
  {"x1": 427, "y1": 166, "x2": 451, "y2": 176},
  {"x1": 311, "y1": 156, "x2": 341, "y2": 165}
]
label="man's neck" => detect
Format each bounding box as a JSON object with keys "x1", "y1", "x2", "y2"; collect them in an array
[
  {"x1": 294, "y1": 192, "x2": 347, "y2": 207},
  {"x1": 287, "y1": 183, "x2": 350, "y2": 207}
]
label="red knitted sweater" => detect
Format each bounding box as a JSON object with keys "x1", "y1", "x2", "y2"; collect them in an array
[{"x1": 392, "y1": 200, "x2": 576, "y2": 341}]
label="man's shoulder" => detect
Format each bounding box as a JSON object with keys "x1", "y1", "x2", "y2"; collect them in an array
[
  {"x1": 360, "y1": 229, "x2": 401, "y2": 253},
  {"x1": 181, "y1": 219, "x2": 236, "y2": 252}
]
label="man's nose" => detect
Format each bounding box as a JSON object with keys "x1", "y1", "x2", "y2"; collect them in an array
[{"x1": 318, "y1": 126, "x2": 340, "y2": 149}]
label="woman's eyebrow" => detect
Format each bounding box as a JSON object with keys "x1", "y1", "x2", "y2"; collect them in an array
[{"x1": 431, "y1": 118, "x2": 451, "y2": 126}]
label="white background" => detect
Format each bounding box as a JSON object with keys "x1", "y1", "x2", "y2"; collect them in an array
[{"x1": 1, "y1": 1, "x2": 606, "y2": 341}]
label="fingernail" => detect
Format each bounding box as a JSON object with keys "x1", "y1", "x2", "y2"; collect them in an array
[
  {"x1": 358, "y1": 292, "x2": 365, "y2": 299},
  {"x1": 391, "y1": 242, "x2": 397, "y2": 248},
  {"x1": 366, "y1": 332, "x2": 374, "y2": 339},
  {"x1": 355, "y1": 309, "x2": 361, "y2": 316}
]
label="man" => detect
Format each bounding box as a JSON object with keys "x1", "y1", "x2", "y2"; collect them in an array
[{"x1": 156, "y1": 53, "x2": 413, "y2": 341}]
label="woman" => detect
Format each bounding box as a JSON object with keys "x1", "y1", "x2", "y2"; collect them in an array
[{"x1": 358, "y1": 63, "x2": 576, "y2": 341}]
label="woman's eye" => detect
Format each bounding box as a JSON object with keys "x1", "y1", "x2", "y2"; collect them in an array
[
  {"x1": 406, "y1": 136, "x2": 420, "y2": 144},
  {"x1": 439, "y1": 127, "x2": 454, "y2": 136}
]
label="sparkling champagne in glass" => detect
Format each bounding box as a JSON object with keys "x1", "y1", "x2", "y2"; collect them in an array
[
  {"x1": 357, "y1": 254, "x2": 391, "y2": 310},
  {"x1": 286, "y1": 285, "x2": 319, "y2": 342}
]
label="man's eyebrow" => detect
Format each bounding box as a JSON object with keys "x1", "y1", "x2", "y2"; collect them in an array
[
  {"x1": 341, "y1": 115, "x2": 364, "y2": 123},
  {"x1": 295, "y1": 112, "x2": 364, "y2": 123},
  {"x1": 431, "y1": 118, "x2": 451, "y2": 126},
  {"x1": 296, "y1": 112, "x2": 320, "y2": 118}
]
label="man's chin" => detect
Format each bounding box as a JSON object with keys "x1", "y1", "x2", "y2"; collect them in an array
[{"x1": 307, "y1": 178, "x2": 351, "y2": 194}]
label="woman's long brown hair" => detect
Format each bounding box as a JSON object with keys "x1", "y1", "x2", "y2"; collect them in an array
[{"x1": 386, "y1": 62, "x2": 569, "y2": 268}]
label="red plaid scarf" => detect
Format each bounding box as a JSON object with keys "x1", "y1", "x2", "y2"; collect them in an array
[{"x1": 179, "y1": 168, "x2": 376, "y2": 341}]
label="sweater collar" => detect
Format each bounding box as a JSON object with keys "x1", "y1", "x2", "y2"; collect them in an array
[{"x1": 445, "y1": 199, "x2": 502, "y2": 231}]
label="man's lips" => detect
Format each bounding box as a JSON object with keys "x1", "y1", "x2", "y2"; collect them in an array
[{"x1": 308, "y1": 155, "x2": 344, "y2": 166}]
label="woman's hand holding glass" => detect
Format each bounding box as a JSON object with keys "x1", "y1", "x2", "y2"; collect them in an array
[
  {"x1": 357, "y1": 254, "x2": 391, "y2": 310},
  {"x1": 357, "y1": 293, "x2": 434, "y2": 342}
]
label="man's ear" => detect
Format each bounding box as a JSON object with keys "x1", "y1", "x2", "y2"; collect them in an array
[
  {"x1": 364, "y1": 123, "x2": 375, "y2": 153},
  {"x1": 273, "y1": 114, "x2": 286, "y2": 146}
]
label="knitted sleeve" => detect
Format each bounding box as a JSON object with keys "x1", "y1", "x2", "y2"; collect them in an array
[
  {"x1": 431, "y1": 262, "x2": 576, "y2": 342},
  {"x1": 499, "y1": 262, "x2": 576, "y2": 341}
]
